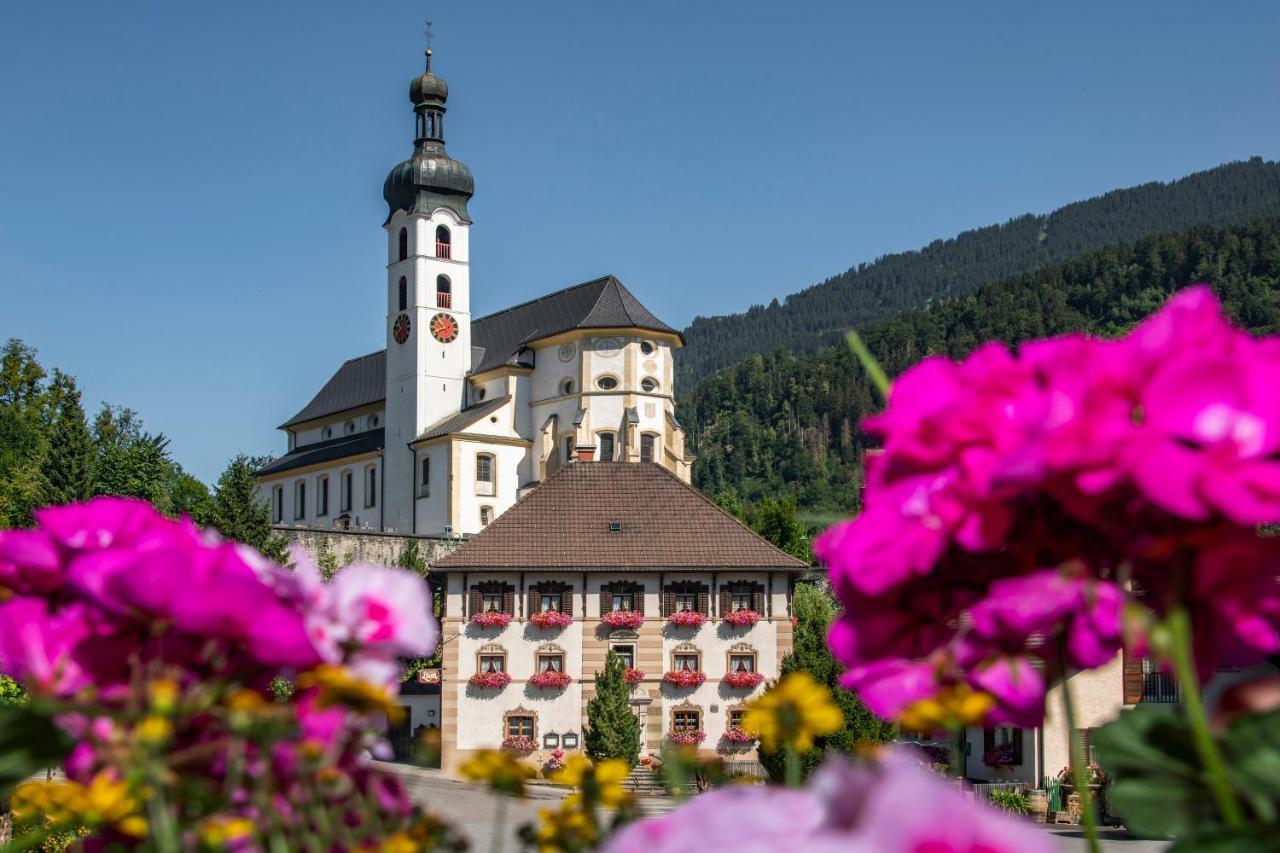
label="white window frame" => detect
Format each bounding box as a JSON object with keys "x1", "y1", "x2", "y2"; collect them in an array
[
  {"x1": 294, "y1": 480, "x2": 306, "y2": 520},
  {"x1": 597, "y1": 431, "x2": 617, "y2": 461},
  {"x1": 419, "y1": 455, "x2": 430, "y2": 498},
  {"x1": 340, "y1": 470, "x2": 353, "y2": 513},
  {"x1": 272, "y1": 485, "x2": 283, "y2": 523},
  {"x1": 480, "y1": 505, "x2": 493, "y2": 527},
  {"x1": 316, "y1": 475, "x2": 329, "y2": 517},
  {"x1": 364, "y1": 464, "x2": 377, "y2": 508},
  {"x1": 476, "y1": 453, "x2": 495, "y2": 496}
]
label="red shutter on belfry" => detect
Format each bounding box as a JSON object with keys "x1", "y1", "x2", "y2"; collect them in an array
[
  {"x1": 561, "y1": 589, "x2": 573, "y2": 614},
  {"x1": 1122, "y1": 649, "x2": 1145, "y2": 705},
  {"x1": 502, "y1": 589, "x2": 515, "y2": 616},
  {"x1": 697, "y1": 589, "x2": 709, "y2": 615},
  {"x1": 469, "y1": 590, "x2": 482, "y2": 618},
  {"x1": 753, "y1": 590, "x2": 765, "y2": 615}
]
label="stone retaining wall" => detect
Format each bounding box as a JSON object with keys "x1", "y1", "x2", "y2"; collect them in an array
[{"x1": 274, "y1": 526, "x2": 463, "y2": 569}]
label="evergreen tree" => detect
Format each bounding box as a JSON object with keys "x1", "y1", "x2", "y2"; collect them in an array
[
  {"x1": 759, "y1": 582, "x2": 893, "y2": 782},
  {"x1": 39, "y1": 371, "x2": 94, "y2": 507},
  {"x1": 204, "y1": 454, "x2": 287, "y2": 562},
  {"x1": 584, "y1": 650, "x2": 642, "y2": 767},
  {"x1": 169, "y1": 467, "x2": 212, "y2": 520},
  {"x1": 0, "y1": 340, "x2": 49, "y2": 526},
  {"x1": 749, "y1": 496, "x2": 811, "y2": 562}
]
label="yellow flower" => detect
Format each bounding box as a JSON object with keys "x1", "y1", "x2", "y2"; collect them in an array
[
  {"x1": 741, "y1": 672, "x2": 843, "y2": 753},
  {"x1": 459, "y1": 749, "x2": 536, "y2": 797},
  {"x1": 136, "y1": 714, "x2": 174, "y2": 746},
  {"x1": 199, "y1": 815, "x2": 256, "y2": 847},
  {"x1": 118, "y1": 815, "x2": 149, "y2": 838},
  {"x1": 147, "y1": 677, "x2": 181, "y2": 715},
  {"x1": 532, "y1": 801, "x2": 596, "y2": 852},
  {"x1": 374, "y1": 830, "x2": 420, "y2": 853},
  {"x1": 297, "y1": 664, "x2": 404, "y2": 721},
  {"x1": 549, "y1": 755, "x2": 633, "y2": 811},
  {"x1": 14, "y1": 773, "x2": 146, "y2": 836},
  {"x1": 897, "y1": 683, "x2": 994, "y2": 732}
]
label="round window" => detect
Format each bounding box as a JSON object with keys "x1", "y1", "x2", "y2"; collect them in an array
[
  {"x1": 595, "y1": 337, "x2": 621, "y2": 355},
  {"x1": 475, "y1": 387, "x2": 486, "y2": 401},
  {"x1": 368, "y1": 415, "x2": 379, "y2": 428},
  {"x1": 597, "y1": 376, "x2": 618, "y2": 391},
  {"x1": 560, "y1": 379, "x2": 575, "y2": 395},
  {"x1": 344, "y1": 420, "x2": 356, "y2": 435},
  {"x1": 640, "y1": 341, "x2": 656, "y2": 356},
  {"x1": 322, "y1": 426, "x2": 333, "y2": 439},
  {"x1": 558, "y1": 343, "x2": 576, "y2": 362},
  {"x1": 640, "y1": 378, "x2": 658, "y2": 393}
]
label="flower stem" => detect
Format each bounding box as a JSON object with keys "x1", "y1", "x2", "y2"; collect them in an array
[
  {"x1": 845, "y1": 332, "x2": 891, "y2": 401},
  {"x1": 1058, "y1": 643, "x2": 1101, "y2": 853},
  {"x1": 1164, "y1": 604, "x2": 1245, "y2": 828},
  {"x1": 784, "y1": 746, "x2": 803, "y2": 788}
]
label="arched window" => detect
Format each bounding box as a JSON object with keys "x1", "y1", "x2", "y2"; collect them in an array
[
  {"x1": 435, "y1": 225, "x2": 451, "y2": 259},
  {"x1": 476, "y1": 453, "x2": 495, "y2": 496},
  {"x1": 640, "y1": 433, "x2": 657, "y2": 464},
  {"x1": 436, "y1": 275, "x2": 451, "y2": 309},
  {"x1": 398, "y1": 227, "x2": 408, "y2": 262},
  {"x1": 398, "y1": 276, "x2": 407, "y2": 312}
]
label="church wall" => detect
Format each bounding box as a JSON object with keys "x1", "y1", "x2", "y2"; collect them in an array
[
  {"x1": 258, "y1": 456, "x2": 384, "y2": 532},
  {"x1": 413, "y1": 443, "x2": 450, "y2": 535},
  {"x1": 451, "y1": 439, "x2": 525, "y2": 533}
]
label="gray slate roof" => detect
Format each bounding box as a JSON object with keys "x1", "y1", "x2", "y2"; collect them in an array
[
  {"x1": 413, "y1": 395, "x2": 512, "y2": 443},
  {"x1": 280, "y1": 275, "x2": 678, "y2": 429},
  {"x1": 257, "y1": 429, "x2": 384, "y2": 477}
]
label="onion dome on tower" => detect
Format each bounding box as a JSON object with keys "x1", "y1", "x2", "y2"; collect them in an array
[{"x1": 382, "y1": 49, "x2": 475, "y2": 224}]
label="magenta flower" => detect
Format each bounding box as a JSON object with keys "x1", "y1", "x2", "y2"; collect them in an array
[
  {"x1": 0, "y1": 597, "x2": 93, "y2": 695},
  {"x1": 330, "y1": 564, "x2": 436, "y2": 657}
]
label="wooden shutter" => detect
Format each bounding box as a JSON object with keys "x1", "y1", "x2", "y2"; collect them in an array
[
  {"x1": 561, "y1": 589, "x2": 573, "y2": 614},
  {"x1": 753, "y1": 590, "x2": 765, "y2": 615},
  {"x1": 1012, "y1": 728, "x2": 1024, "y2": 765},
  {"x1": 662, "y1": 590, "x2": 675, "y2": 617},
  {"x1": 983, "y1": 728, "x2": 995, "y2": 755},
  {"x1": 600, "y1": 586, "x2": 610, "y2": 615},
  {"x1": 632, "y1": 586, "x2": 644, "y2": 615},
  {"x1": 720, "y1": 589, "x2": 731, "y2": 617},
  {"x1": 527, "y1": 588, "x2": 539, "y2": 616},
  {"x1": 502, "y1": 589, "x2": 515, "y2": 616},
  {"x1": 469, "y1": 590, "x2": 482, "y2": 618},
  {"x1": 697, "y1": 589, "x2": 710, "y2": 615},
  {"x1": 1122, "y1": 649, "x2": 1145, "y2": 705}
]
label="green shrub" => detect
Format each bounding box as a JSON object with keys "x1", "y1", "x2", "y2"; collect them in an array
[{"x1": 988, "y1": 788, "x2": 1031, "y2": 816}]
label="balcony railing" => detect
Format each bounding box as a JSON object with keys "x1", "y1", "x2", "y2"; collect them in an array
[
  {"x1": 436, "y1": 241, "x2": 452, "y2": 259},
  {"x1": 437, "y1": 292, "x2": 452, "y2": 309},
  {"x1": 1141, "y1": 671, "x2": 1182, "y2": 703}
]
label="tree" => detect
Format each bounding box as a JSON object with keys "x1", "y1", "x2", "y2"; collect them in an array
[
  {"x1": 759, "y1": 582, "x2": 893, "y2": 782},
  {"x1": 584, "y1": 650, "x2": 642, "y2": 767},
  {"x1": 39, "y1": 371, "x2": 94, "y2": 507},
  {"x1": 90, "y1": 404, "x2": 175, "y2": 512},
  {"x1": 749, "y1": 496, "x2": 811, "y2": 562},
  {"x1": 204, "y1": 454, "x2": 287, "y2": 563},
  {"x1": 0, "y1": 340, "x2": 49, "y2": 527},
  {"x1": 170, "y1": 467, "x2": 212, "y2": 520}
]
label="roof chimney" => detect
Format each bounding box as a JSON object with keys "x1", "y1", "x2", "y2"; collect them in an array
[{"x1": 576, "y1": 444, "x2": 597, "y2": 462}]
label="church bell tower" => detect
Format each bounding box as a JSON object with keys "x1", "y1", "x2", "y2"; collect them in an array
[{"x1": 381, "y1": 48, "x2": 475, "y2": 533}]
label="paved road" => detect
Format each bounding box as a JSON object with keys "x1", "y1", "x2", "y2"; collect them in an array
[{"x1": 376, "y1": 763, "x2": 1170, "y2": 852}]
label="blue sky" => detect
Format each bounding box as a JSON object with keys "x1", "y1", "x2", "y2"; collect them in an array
[{"x1": 2, "y1": 1, "x2": 1277, "y2": 484}]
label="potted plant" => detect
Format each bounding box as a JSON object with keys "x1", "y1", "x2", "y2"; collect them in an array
[
  {"x1": 662, "y1": 670, "x2": 706, "y2": 688},
  {"x1": 543, "y1": 748, "x2": 566, "y2": 775},
  {"x1": 467, "y1": 671, "x2": 511, "y2": 689},
  {"x1": 667, "y1": 610, "x2": 706, "y2": 628},
  {"x1": 722, "y1": 670, "x2": 764, "y2": 689},
  {"x1": 529, "y1": 670, "x2": 573, "y2": 689},
  {"x1": 601, "y1": 610, "x2": 645, "y2": 629},
  {"x1": 529, "y1": 610, "x2": 573, "y2": 629},
  {"x1": 623, "y1": 668, "x2": 646, "y2": 685},
  {"x1": 501, "y1": 735, "x2": 537, "y2": 753},
  {"x1": 470, "y1": 610, "x2": 512, "y2": 629},
  {"x1": 668, "y1": 730, "x2": 706, "y2": 746},
  {"x1": 722, "y1": 609, "x2": 760, "y2": 627}
]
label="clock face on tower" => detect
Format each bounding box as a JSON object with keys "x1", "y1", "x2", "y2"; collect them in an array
[
  {"x1": 430, "y1": 313, "x2": 459, "y2": 343},
  {"x1": 393, "y1": 313, "x2": 411, "y2": 345}
]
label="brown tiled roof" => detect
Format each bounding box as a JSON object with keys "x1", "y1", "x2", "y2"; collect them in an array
[{"x1": 432, "y1": 463, "x2": 808, "y2": 571}]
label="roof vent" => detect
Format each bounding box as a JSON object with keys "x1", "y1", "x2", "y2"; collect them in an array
[{"x1": 608, "y1": 521, "x2": 623, "y2": 534}]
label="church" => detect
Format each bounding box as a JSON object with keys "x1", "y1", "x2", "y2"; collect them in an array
[{"x1": 256, "y1": 48, "x2": 693, "y2": 536}]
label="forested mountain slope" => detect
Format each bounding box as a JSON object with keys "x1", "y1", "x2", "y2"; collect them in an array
[
  {"x1": 683, "y1": 217, "x2": 1280, "y2": 519},
  {"x1": 678, "y1": 158, "x2": 1280, "y2": 389}
]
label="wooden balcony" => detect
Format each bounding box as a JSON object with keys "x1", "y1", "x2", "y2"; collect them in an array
[{"x1": 437, "y1": 292, "x2": 452, "y2": 309}]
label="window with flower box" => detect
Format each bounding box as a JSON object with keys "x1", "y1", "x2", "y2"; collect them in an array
[
  {"x1": 527, "y1": 582, "x2": 573, "y2": 619},
  {"x1": 723, "y1": 644, "x2": 764, "y2": 688},
  {"x1": 506, "y1": 716, "x2": 533, "y2": 738},
  {"x1": 728, "y1": 709, "x2": 745, "y2": 729},
  {"x1": 599, "y1": 581, "x2": 644, "y2": 627},
  {"x1": 673, "y1": 709, "x2": 701, "y2": 732},
  {"x1": 720, "y1": 580, "x2": 765, "y2": 623},
  {"x1": 537, "y1": 651, "x2": 565, "y2": 673},
  {"x1": 673, "y1": 652, "x2": 700, "y2": 672},
  {"x1": 469, "y1": 581, "x2": 515, "y2": 625},
  {"x1": 502, "y1": 708, "x2": 537, "y2": 751},
  {"x1": 662, "y1": 581, "x2": 709, "y2": 619},
  {"x1": 983, "y1": 727, "x2": 1024, "y2": 768}
]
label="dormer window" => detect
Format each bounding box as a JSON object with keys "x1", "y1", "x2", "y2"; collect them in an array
[
  {"x1": 398, "y1": 227, "x2": 408, "y2": 262},
  {"x1": 435, "y1": 225, "x2": 451, "y2": 259},
  {"x1": 437, "y1": 275, "x2": 452, "y2": 309}
]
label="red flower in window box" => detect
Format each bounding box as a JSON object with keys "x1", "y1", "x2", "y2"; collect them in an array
[
  {"x1": 470, "y1": 611, "x2": 512, "y2": 629},
  {"x1": 722, "y1": 671, "x2": 764, "y2": 689},
  {"x1": 666, "y1": 610, "x2": 707, "y2": 628},
  {"x1": 723, "y1": 609, "x2": 761, "y2": 627},
  {"x1": 501, "y1": 735, "x2": 537, "y2": 753},
  {"x1": 721, "y1": 727, "x2": 756, "y2": 744},
  {"x1": 623, "y1": 668, "x2": 646, "y2": 685},
  {"x1": 468, "y1": 671, "x2": 511, "y2": 689},
  {"x1": 529, "y1": 670, "x2": 573, "y2": 689},
  {"x1": 668, "y1": 730, "x2": 706, "y2": 746},
  {"x1": 601, "y1": 610, "x2": 645, "y2": 629},
  {"x1": 529, "y1": 610, "x2": 573, "y2": 629},
  {"x1": 662, "y1": 670, "x2": 706, "y2": 688}
]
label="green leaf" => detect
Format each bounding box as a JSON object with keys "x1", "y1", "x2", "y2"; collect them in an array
[
  {"x1": 0, "y1": 703, "x2": 73, "y2": 795},
  {"x1": 1106, "y1": 776, "x2": 1207, "y2": 839},
  {"x1": 1224, "y1": 708, "x2": 1280, "y2": 802},
  {"x1": 1169, "y1": 826, "x2": 1280, "y2": 853}
]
